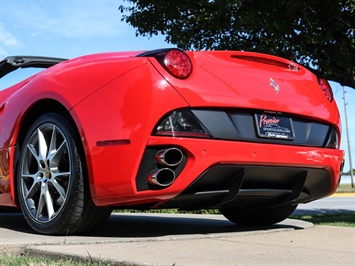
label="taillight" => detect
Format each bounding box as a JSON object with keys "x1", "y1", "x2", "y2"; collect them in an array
[
  {"x1": 164, "y1": 49, "x2": 192, "y2": 79},
  {"x1": 318, "y1": 78, "x2": 333, "y2": 102},
  {"x1": 154, "y1": 110, "x2": 211, "y2": 138},
  {"x1": 137, "y1": 48, "x2": 193, "y2": 79}
]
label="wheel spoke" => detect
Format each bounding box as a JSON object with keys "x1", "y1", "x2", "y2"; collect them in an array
[
  {"x1": 44, "y1": 186, "x2": 55, "y2": 219},
  {"x1": 47, "y1": 126, "x2": 65, "y2": 164},
  {"x1": 36, "y1": 192, "x2": 46, "y2": 220},
  {"x1": 50, "y1": 178, "x2": 67, "y2": 202},
  {"x1": 49, "y1": 139, "x2": 67, "y2": 167},
  {"x1": 52, "y1": 171, "x2": 70, "y2": 179},
  {"x1": 22, "y1": 174, "x2": 41, "y2": 199},
  {"x1": 34, "y1": 182, "x2": 55, "y2": 221},
  {"x1": 27, "y1": 144, "x2": 39, "y2": 160},
  {"x1": 48, "y1": 126, "x2": 57, "y2": 156},
  {"x1": 37, "y1": 128, "x2": 48, "y2": 163}
]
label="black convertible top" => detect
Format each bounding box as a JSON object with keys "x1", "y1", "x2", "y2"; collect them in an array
[{"x1": 0, "y1": 56, "x2": 67, "y2": 78}]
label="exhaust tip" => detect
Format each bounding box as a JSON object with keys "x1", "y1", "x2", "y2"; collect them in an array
[
  {"x1": 156, "y1": 148, "x2": 183, "y2": 167},
  {"x1": 147, "y1": 168, "x2": 176, "y2": 187}
]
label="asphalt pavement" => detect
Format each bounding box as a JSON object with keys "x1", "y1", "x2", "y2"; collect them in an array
[
  {"x1": 1, "y1": 210, "x2": 355, "y2": 265},
  {"x1": 294, "y1": 194, "x2": 355, "y2": 215}
]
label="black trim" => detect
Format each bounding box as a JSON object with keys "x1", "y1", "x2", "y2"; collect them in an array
[
  {"x1": 159, "y1": 165, "x2": 331, "y2": 210},
  {"x1": 0, "y1": 56, "x2": 67, "y2": 78},
  {"x1": 191, "y1": 109, "x2": 333, "y2": 147},
  {"x1": 136, "y1": 48, "x2": 176, "y2": 66},
  {"x1": 136, "y1": 48, "x2": 176, "y2": 58}
]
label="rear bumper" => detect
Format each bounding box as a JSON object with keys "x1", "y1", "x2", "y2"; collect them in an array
[{"x1": 92, "y1": 136, "x2": 344, "y2": 208}]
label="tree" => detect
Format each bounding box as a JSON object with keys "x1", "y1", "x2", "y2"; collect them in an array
[{"x1": 119, "y1": 0, "x2": 355, "y2": 88}]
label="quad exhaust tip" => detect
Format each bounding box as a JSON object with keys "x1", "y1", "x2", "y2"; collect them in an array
[
  {"x1": 155, "y1": 148, "x2": 183, "y2": 167},
  {"x1": 147, "y1": 168, "x2": 176, "y2": 187}
]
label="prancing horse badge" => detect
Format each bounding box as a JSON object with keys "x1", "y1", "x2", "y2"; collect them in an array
[{"x1": 270, "y1": 78, "x2": 279, "y2": 94}]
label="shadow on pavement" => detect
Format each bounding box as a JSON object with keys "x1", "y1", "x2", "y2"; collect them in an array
[
  {"x1": 0, "y1": 212, "x2": 36, "y2": 234},
  {"x1": 88, "y1": 213, "x2": 306, "y2": 238},
  {"x1": 0, "y1": 212, "x2": 307, "y2": 237}
]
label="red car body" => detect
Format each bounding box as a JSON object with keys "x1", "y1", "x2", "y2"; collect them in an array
[{"x1": 0, "y1": 49, "x2": 344, "y2": 235}]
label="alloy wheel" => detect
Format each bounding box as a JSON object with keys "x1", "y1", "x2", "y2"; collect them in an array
[{"x1": 20, "y1": 123, "x2": 71, "y2": 223}]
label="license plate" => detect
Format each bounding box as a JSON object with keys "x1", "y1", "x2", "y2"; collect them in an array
[{"x1": 255, "y1": 112, "x2": 294, "y2": 140}]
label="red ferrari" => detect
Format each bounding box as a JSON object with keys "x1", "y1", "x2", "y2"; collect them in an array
[{"x1": 0, "y1": 49, "x2": 344, "y2": 235}]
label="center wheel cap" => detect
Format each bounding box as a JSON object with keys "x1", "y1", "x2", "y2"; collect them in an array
[{"x1": 44, "y1": 168, "x2": 51, "y2": 178}]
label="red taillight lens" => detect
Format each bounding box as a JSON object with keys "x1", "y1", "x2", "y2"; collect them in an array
[
  {"x1": 164, "y1": 49, "x2": 192, "y2": 79},
  {"x1": 318, "y1": 78, "x2": 333, "y2": 102},
  {"x1": 137, "y1": 48, "x2": 193, "y2": 79}
]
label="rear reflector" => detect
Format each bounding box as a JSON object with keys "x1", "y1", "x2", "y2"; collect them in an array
[{"x1": 318, "y1": 78, "x2": 333, "y2": 102}]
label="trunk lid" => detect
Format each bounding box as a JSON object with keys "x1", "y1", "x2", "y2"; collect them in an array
[{"x1": 152, "y1": 51, "x2": 339, "y2": 122}]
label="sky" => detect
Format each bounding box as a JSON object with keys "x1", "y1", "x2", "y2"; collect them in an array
[{"x1": 0, "y1": 0, "x2": 354, "y2": 173}]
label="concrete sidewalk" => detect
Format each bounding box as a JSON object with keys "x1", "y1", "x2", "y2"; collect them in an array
[{"x1": 16, "y1": 213, "x2": 354, "y2": 265}]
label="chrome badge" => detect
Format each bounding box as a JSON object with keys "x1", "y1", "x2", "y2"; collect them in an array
[{"x1": 270, "y1": 78, "x2": 279, "y2": 94}]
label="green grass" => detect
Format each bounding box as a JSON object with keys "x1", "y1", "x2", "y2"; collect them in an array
[
  {"x1": 336, "y1": 183, "x2": 355, "y2": 193},
  {"x1": 0, "y1": 252, "x2": 133, "y2": 266},
  {"x1": 115, "y1": 208, "x2": 221, "y2": 214},
  {"x1": 291, "y1": 212, "x2": 355, "y2": 227}
]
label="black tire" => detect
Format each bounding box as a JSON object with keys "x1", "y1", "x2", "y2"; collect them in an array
[
  {"x1": 220, "y1": 204, "x2": 298, "y2": 226},
  {"x1": 16, "y1": 113, "x2": 111, "y2": 235}
]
